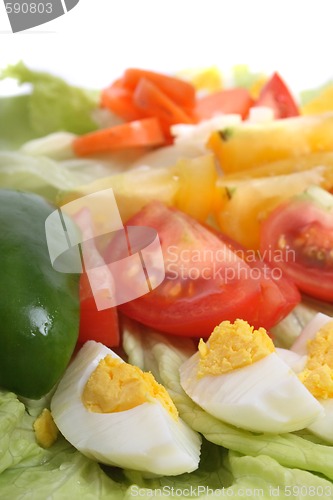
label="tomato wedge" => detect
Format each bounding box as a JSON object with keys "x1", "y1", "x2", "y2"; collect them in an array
[
  {"x1": 73, "y1": 117, "x2": 165, "y2": 156},
  {"x1": 260, "y1": 187, "x2": 333, "y2": 302},
  {"x1": 254, "y1": 72, "x2": 299, "y2": 118},
  {"x1": 106, "y1": 201, "x2": 299, "y2": 336},
  {"x1": 195, "y1": 88, "x2": 254, "y2": 121},
  {"x1": 208, "y1": 230, "x2": 301, "y2": 330},
  {"x1": 122, "y1": 68, "x2": 196, "y2": 108},
  {"x1": 79, "y1": 272, "x2": 120, "y2": 346}
]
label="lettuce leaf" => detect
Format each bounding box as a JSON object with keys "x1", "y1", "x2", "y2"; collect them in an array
[
  {"x1": 122, "y1": 449, "x2": 333, "y2": 499},
  {"x1": 0, "y1": 94, "x2": 38, "y2": 149},
  {"x1": 0, "y1": 391, "x2": 44, "y2": 474},
  {"x1": 232, "y1": 64, "x2": 266, "y2": 91},
  {"x1": 272, "y1": 297, "x2": 333, "y2": 348},
  {"x1": 0, "y1": 62, "x2": 98, "y2": 149},
  {"x1": 300, "y1": 80, "x2": 333, "y2": 106},
  {"x1": 0, "y1": 390, "x2": 126, "y2": 499},
  {"x1": 0, "y1": 149, "x2": 116, "y2": 203}
]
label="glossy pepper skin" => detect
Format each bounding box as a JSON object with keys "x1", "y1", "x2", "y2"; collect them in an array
[{"x1": 0, "y1": 190, "x2": 80, "y2": 398}]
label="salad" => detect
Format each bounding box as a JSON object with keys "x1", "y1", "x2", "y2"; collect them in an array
[{"x1": 1, "y1": 62, "x2": 333, "y2": 499}]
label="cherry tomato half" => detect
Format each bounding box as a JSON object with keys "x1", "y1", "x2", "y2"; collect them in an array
[{"x1": 260, "y1": 192, "x2": 333, "y2": 302}]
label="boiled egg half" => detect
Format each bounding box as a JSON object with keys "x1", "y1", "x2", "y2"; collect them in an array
[
  {"x1": 179, "y1": 319, "x2": 323, "y2": 433},
  {"x1": 51, "y1": 341, "x2": 201, "y2": 475},
  {"x1": 289, "y1": 313, "x2": 333, "y2": 444}
]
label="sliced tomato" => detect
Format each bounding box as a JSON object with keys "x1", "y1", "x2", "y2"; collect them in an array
[
  {"x1": 133, "y1": 78, "x2": 195, "y2": 132},
  {"x1": 195, "y1": 87, "x2": 254, "y2": 121},
  {"x1": 122, "y1": 68, "x2": 196, "y2": 109},
  {"x1": 73, "y1": 117, "x2": 165, "y2": 156},
  {"x1": 207, "y1": 228, "x2": 301, "y2": 330},
  {"x1": 79, "y1": 272, "x2": 120, "y2": 346},
  {"x1": 254, "y1": 72, "x2": 299, "y2": 118},
  {"x1": 101, "y1": 79, "x2": 144, "y2": 121},
  {"x1": 105, "y1": 201, "x2": 300, "y2": 337},
  {"x1": 260, "y1": 188, "x2": 333, "y2": 301}
]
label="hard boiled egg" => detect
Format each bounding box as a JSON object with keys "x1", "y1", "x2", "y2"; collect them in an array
[
  {"x1": 290, "y1": 313, "x2": 333, "y2": 444},
  {"x1": 179, "y1": 319, "x2": 323, "y2": 433},
  {"x1": 51, "y1": 341, "x2": 201, "y2": 476}
]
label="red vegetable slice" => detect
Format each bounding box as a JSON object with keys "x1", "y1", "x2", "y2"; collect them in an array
[
  {"x1": 260, "y1": 188, "x2": 333, "y2": 302},
  {"x1": 79, "y1": 272, "x2": 120, "y2": 347},
  {"x1": 133, "y1": 78, "x2": 195, "y2": 133},
  {"x1": 107, "y1": 201, "x2": 297, "y2": 336},
  {"x1": 123, "y1": 68, "x2": 196, "y2": 108},
  {"x1": 101, "y1": 79, "x2": 144, "y2": 121},
  {"x1": 195, "y1": 87, "x2": 254, "y2": 121},
  {"x1": 73, "y1": 117, "x2": 165, "y2": 156},
  {"x1": 254, "y1": 72, "x2": 299, "y2": 118}
]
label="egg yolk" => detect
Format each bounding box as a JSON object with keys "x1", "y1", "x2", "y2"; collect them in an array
[
  {"x1": 33, "y1": 408, "x2": 58, "y2": 448},
  {"x1": 82, "y1": 355, "x2": 178, "y2": 419},
  {"x1": 299, "y1": 320, "x2": 333, "y2": 399},
  {"x1": 197, "y1": 319, "x2": 274, "y2": 377}
]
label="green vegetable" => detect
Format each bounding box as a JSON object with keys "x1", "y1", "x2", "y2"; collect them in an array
[
  {"x1": 300, "y1": 79, "x2": 333, "y2": 106},
  {"x1": 232, "y1": 64, "x2": 266, "y2": 91},
  {"x1": 0, "y1": 189, "x2": 80, "y2": 398},
  {"x1": 0, "y1": 149, "x2": 111, "y2": 203},
  {"x1": 0, "y1": 94, "x2": 38, "y2": 149},
  {"x1": 272, "y1": 296, "x2": 333, "y2": 348},
  {"x1": 0, "y1": 391, "x2": 126, "y2": 499},
  {"x1": 0, "y1": 134, "x2": 139, "y2": 203},
  {"x1": 0, "y1": 61, "x2": 99, "y2": 149}
]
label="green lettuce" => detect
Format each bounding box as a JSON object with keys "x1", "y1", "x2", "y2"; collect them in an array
[
  {"x1": 0, "y1": 62, "x2": 99, "y2": 149},
  {"x1": 0, "y1": 94, "x2": 38, "y2": 149},
  {"x1": 0, "y1": 390, "x2": 126, "y2": 499},
  {"x1": 0, "y1": 148, "x2": 116, "y2": 203},
  {"x1": 232, "y1": 64, "x2": 266, "y2": 91},
  {"x1": 300, "y1": 80, "x2": 333, "y2": 106},
  {"x1": 122, "y1": 448, "x2": 333, "y2": 499},
  {"x1": 272, "y1": 296, "x2": 333, "y2": 349}
]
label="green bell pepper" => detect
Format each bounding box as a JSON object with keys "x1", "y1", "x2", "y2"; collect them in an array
[{"x1": 0, "y1": 189, "x2": 80, "y2": 398}]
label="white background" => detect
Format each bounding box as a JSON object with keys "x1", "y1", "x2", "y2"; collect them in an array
[{"x1": 0, "y1": 0, "x2": 333, "y2": 92}]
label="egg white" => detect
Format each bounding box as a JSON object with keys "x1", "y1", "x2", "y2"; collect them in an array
[
  {"x1": 290, "y1": 313, "x2": 333, "y2": 356},
  {"x1": 289, "y1": 313, "x2": 333, "y2": 444},
  {"x1": 179, "y1": 351, "x2": 323, "y2": 434},
  {"x1": 51, "y1": 341, "x2": 201, "y2": 476}
]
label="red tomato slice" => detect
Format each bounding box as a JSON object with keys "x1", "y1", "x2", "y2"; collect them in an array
[
  {"x1": 79, "y1": 272, "x2": 120, "y2": 346},
  {"x1": 107, "y1": 201, "x2": 280, "y2": 337},
  {"x1": 73, "y1": 117, "x2": 165, "y2": 156},
  {"x1": 260, "y1": 194, "x2": 333, "y2": 302},
  {"x1": 254, "y1": 72, "x2": 299, "y2": 118},
  {"x1": 207, "y1": 229, "x2": 301, "y2": 330},
  {"x1": 133, "y1": 78, "x2": 195, "y2": 132},
  {"x1": 101, "y1": 79, "x2": 144, "y2": 121},
  {"x1": 195, "y1": 88, "x2": 254, "y2": 121},
  {"x1": 123, "y1": 68, "x2": 196, "y2": 109}
]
